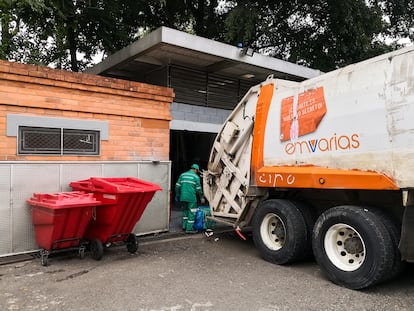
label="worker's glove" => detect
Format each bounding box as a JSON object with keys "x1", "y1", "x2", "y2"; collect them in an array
[
  {"x1": 175, "y1": 195, "x2": 180, "y2": 202},
  {"x1": 200, "y1": 197, "x2": 206, "y2": 204}
]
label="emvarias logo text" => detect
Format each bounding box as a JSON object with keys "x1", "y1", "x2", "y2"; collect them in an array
[{"x1": 284, "y1": 133, "x2": 360, "y2": 155}]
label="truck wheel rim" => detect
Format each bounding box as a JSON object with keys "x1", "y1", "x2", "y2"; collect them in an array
[
  {"x1": 324, "y1": 223, "x2": 366, "y2": 271},
  {"x1": 260, "y1": 213, "x2": 285, "y2": 251}
]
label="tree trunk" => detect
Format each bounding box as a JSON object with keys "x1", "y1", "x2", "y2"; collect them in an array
[
  {"x1": 67, "y1": 23, "x2": 79, "y2": 72},
  {"x1": 0, "y1": 15, "x2": 12, "y2": 58}
]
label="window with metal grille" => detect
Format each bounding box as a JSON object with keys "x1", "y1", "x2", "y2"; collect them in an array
[
  {"x1": 18, "y1": 126, "x2": 100, "y2": 155},
  {"x1": 169, "y1": 65, "x2": 259, "y2": 109}
]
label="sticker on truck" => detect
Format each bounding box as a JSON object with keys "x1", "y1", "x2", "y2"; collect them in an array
[{"x1": 280, "y1": 87, "x2": 327, "y2": 142}]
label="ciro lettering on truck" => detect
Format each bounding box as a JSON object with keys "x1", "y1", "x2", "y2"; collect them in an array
[{"x1": 258, "y1": 173, "x2": 296, "y2": 187}]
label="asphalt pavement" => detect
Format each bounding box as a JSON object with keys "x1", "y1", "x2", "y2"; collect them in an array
[
  {"x1": 2, "y1": 207, "x2": 414, "y2": 310},
  {"x1": 1, "y1": 227, "x2": 414, "y2": 311}
]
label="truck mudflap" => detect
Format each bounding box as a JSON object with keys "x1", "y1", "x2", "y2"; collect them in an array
[{"x1": 399, "y1": 205, "x2": 414, "y2": 262}]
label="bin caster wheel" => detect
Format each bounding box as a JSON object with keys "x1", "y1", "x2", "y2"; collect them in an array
[
  {"x1": 90, "y1": 239, "x2": 104, "y2": 261},
  {"x1": 78, "y1": 245, "x2": 86, "y2": 259},
  {"x1": 126, "y1": 233, "x2": 138, "y2": 254},
  {"x1": 40, "y1": 250, "x2": 49, "y2": 267}
]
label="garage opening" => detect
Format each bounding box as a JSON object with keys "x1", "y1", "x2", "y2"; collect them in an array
[
  {"x1": 170, "y1": 129, "x2": 216, "y2": 191},
  {"x1": 169, "y1": 129, "x2": 216, "y2": 231}
]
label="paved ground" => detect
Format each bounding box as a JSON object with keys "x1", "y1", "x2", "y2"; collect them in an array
[
  {"x1": 1, "y1": 228, "x2": 414, "y2": 311},
  {"x1": 2, "y1": 206, "x2": 414, "y2": 310}
]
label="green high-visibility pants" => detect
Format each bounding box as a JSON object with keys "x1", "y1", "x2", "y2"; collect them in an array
[{"x1": 181, "y1": 201, "x2": 197, "y2": 232}]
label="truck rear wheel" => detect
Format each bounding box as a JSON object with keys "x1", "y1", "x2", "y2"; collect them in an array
[
  {"x1": 291, "y1": 201, "x2": 316, "y2": 260},
  {"x1": 312, "y1": 206, "x2": 394, "y2": 289},
  {"x1": 252, "y1": 199, "x2": 308, "y2": 264},
  {"x1": 369, "y1": 208, "x2": 405, "y2": 281}
]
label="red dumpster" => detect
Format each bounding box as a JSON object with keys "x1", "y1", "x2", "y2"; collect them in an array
[
  {"x1": 69, "y1": 177, "x2": 161, "y2": 260},
  {"x1": 27, "y1": 191, "x2": 101, "y2": 266}
]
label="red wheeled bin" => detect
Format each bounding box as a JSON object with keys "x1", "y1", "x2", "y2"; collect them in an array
[
  {"x1": 27, "y1": 191, "x2": 101, "y2": 266},
  {"x1": 69, "y1": 177, "x2": 161, "y2": 260}
]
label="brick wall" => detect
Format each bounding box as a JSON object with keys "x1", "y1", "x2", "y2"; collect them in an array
[{"x1": 0, "y1": 60, "x2": 174, "y2": 161}]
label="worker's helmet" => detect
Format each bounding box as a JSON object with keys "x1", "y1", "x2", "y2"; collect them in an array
[{"x1": 191, "y1": 164, "x2": 200, "y2": 171}]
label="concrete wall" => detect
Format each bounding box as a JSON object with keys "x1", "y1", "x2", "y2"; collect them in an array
[{"x1": 170, "y1": 102, "x2": 230, "y2": 133}]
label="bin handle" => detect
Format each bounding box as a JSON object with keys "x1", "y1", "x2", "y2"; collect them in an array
[{"x1": 70, "y1": 181, "x2": 94, "y2": 191}]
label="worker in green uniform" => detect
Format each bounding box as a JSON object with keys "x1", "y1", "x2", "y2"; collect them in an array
[{"x1": 175, "y1": 164, "x2": 204, "y2": 233}]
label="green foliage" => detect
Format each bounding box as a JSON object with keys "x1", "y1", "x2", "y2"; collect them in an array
[
  {"x1": 223, "y1": 0, "x2": 399, "y2": 71},
  {"x1": 286, "y1": 0, "x2": 393, "y2": 71},
  {"x1": 379, "y1": 0, "x2": 414, "y2": 42},
  {"x1": 224, "y1": 1, "x2": 259, "y2": 47},
  {"x1": 139, "y1": 0, "x2": 227, "y2": 40},
  {"x1": 0, "y1": 0, "x2": 412, "y2": 72},
  {"x1": 0, "y1": 0, "x2": 144, "y2": 71},
  {"x1": 0, "y1": 0, "x2": 46, "y2": 61}
]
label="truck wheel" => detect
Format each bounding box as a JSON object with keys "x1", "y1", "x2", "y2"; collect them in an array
[
  {"x1": 126, "y1": 233, "x2": 138, "y2": 254},
  {"x1": 291, "y1": 200, "x2": 316, "y2": 260},
  {"x1": 312, "y1": 206, "x2": 394, "y2": 289},
  {"x1": 369, "y1": 208, "x2": 405, "y2": 281},
  {"x1": 90, "y1": 239, "x2": 104, "y2": 261},
  {"x1": 252, "y1": 199, "x2": 308, "y2": 264}
]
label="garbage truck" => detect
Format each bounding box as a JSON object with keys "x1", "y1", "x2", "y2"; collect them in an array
[{"x1": 203, "y1": 45, "x2": 414, "y2": 289}]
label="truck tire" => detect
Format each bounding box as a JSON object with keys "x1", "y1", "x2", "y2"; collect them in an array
[
  {"x1": 291, "y1": 200, "x2": 316, "y2": 260},
  {"x1": 252, "y1": 199, "x2": 308, "y2": 264},
  {"x1": 312, "y1": 206, "x2": 394, "y2": 289},
  {"x1": 369, "y1": 208, "x2": 405, "y2": 281}
]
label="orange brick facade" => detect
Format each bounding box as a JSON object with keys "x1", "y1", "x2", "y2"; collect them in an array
[{"x1": 0, "y1": 60, "x2": 174, "y2": 161}]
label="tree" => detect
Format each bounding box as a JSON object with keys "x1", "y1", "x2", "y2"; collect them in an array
[
  {"x1": 186, "y1": 0, "x2": 227, "y2": 40},
  {"x1": 223, "y1": 0, "x2": 398, "y2": 71},
  {"x1": 289, "y1": 0, "x2": 392, "y2": 71},
  {"x1": 379, "y1": 0, "x2": 414, "y2": 45},
  {"x1": 0, "y1": 0, "x2": 228, "y2": 71},
  {"x1": 224, "y1": 1, "x2": 259, "y2": 48},
  {"x1": 0, "y1": 0, "x2": 49, "y2": 63},
  {"x1": 1, "y1": 0, "x2": 145, "y2": 71},
  {"x1": 1, "y1": 0, "x2": 413, "y2": 72},
  {"x1": 138, "y1": 0, "x2": 227, "y2": 40}
]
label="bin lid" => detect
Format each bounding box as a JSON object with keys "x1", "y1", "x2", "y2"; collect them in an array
[
  {"x1": 27, "y1": 191, "x2": 102, "y2": 209},
  {"x1": 70, "y1": 177, "x2": 162, "y2": 194}
]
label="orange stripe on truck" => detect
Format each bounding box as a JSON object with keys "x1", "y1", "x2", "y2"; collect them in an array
[
  {"x1": 255, "y1": 166, "x2": 399, "y2": 190},
  {"x1": 251, "y1": 83, "x2": 274, "y2": 173}
]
